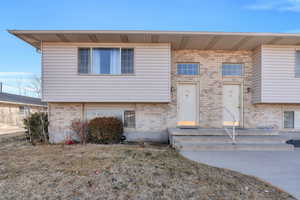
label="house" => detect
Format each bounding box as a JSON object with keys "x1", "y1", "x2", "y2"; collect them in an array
[
  {"x1": 0, "y1": 86, "x2": 47, "y2": 127},
  {"x1": 8, "y1": 30, "x2": 300, "y2": 144}
]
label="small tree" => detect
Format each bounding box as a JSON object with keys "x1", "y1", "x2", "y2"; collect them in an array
[
  {"x1": 70, "y1": 119, "x2": 89, "y2": 144},
  {"x1": 23, "y1": 112, "x2": 49, "y2": 145}
]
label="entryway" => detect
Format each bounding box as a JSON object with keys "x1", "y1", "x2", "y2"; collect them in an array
[
  {"x1": 223, "y1": 84, "x2": 241, "y2": 127},
  {"x1": 177, "y1": 83, "x2": 198, "y2": 127}
]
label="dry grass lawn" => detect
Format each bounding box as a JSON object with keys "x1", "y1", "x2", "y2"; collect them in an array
[{"x1": 0, "y1": 136, "x2": 296, "y2": 200}]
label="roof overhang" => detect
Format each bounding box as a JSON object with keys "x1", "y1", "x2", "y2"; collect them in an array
[{"x1": 8, "y1": 30, "x2": 300, "y2": 51}]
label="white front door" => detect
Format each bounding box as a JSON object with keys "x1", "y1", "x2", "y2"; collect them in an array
[
  {"x1": 177, "y1": 84, "x2": 197, "y2": 126},
  {"x1": 223, "y1": 85, "x2": 241, "y2": 126}
]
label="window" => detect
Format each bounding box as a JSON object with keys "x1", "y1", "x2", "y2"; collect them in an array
[
  {"x1": 85, "y1": 109, "x2": 136, "y2": 128},
  {"x1": 284, "y1": 111, "x2": 294, "y2": 129},
  {"x1": 124, "y1": 110, "x2": 136, "y2": 128},
  {"x1": 86, "y1": 109, "x2": 123, "y2": 120},
  {"x1": 78, "y1": 48, "x2": 134, "y2": 75},
  {"x1": 121, "y1": 49, "x2": 134, "y2": 74},
  {"x1": 222, "y1": 64, "x2": 243, "y2": 76},
  {"x1": 177, "y1": 63, "x2": 199, "y2": 75},
  {"x1": 19, "y1": 106, "x2": 30, "y2": 115},
  {"x1": 296, "y1": 51, "x2": 300, "y2": 77},
  {"x1": 19, "y1": 106, "x2": 25, "y2": 114},
  {"x1": 78, "y1": 48, "x2": 90, "y2": 73}
]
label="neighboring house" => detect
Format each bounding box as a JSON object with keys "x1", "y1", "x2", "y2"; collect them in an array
[
  {"x1": 0, "y1": 89, "x2": 47, "y2": 127},
  {"x1": 9, "y1": 30, "x2": 300, "y2": 143}
]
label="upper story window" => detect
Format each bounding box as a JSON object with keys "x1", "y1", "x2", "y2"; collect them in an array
[
  {"x1": 177, "y1": 63, "x2": 199, "y2": 75},
  {"x1": 296, "y1": 51, "x2": 300, "y2": 77},
  {"x1": 78, "y1": 48, "x2": 134, "y2": 75},
  {"x1": 222, "y1": 64, "x2": 243, "y2": 77}
]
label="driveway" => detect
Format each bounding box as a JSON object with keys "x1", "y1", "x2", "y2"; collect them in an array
[{"x1": 181, "y1": 149, "x2": 300, "y2": 199}]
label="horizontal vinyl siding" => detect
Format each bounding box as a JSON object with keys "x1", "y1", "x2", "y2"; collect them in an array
[
  {"x1": 252, "y1": 48, "x2": 262, "y2": 103},
  {"x1": 42, "y1": 43, "x2": 171, "y2": 102},
  {"x1": 261, "y1": 45, "x2": 300, "y2": 103}
]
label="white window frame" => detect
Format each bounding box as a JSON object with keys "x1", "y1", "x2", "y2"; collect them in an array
[
  {"x1": 124, "y1": 110, "x2": 136, "y2": 128},
  {"x1": 78, "y1": 47, "x2": 135, "y2": 75},
  {"x1": 176, "y1": 63, "x2": 200, "y2": 75},
  {"x1": 283, "y1": 111, "x2": 295, "y2": 129},
  {"x1": 222, "y1": 63, "x2": 244, "y2": 77},
  {"x1": 85, "y1": 108, "x2": 136, "y2": 129}
]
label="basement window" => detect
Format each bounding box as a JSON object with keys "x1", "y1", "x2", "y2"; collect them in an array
[
  {"x1": 177, "y1": 63, "x2": 199, "y2": 75},
  {"x1": 284, "y1": 111, "x2": 294, "y2": 129},
  {"x1": 124, "y1": 110, "x2": 136, "y2": 128},
  {"x1": 78, "y1": 48, "x2": 134, "y2": 75},
  {"x1": 222, "y1": 64, "x2": 243, "y2": 77}
]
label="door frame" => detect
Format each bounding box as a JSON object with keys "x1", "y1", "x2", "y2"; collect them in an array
[
  {"x1": 176, "y1": 82, "x2": 200, "y2": 127},
  {"x1": 222, "y1": 82, "x2": 244, "y2": 128}
]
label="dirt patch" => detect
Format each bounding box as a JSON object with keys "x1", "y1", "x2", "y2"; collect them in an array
[{"x1": 0, "y1": 136, "x2": 296, "y2": 200}]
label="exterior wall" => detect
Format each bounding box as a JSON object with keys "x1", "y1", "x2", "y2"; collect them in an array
[
  {"x1": 171, "y1": 50, "x2": 300, "y2": 130},
  {"x1": 252, "y1": 48, "x2": 262, "y2": 103},
  {"x1": 48, "y1": 49, "x2": 300, "y2": 143},
  {"x1": 48, "y1": 102, "x2": 170, "y2": 143},
  {"x1": 42, "y1": 43, "x2": 171, "y2": 103},
  {"x1": 260, "y1": 45, "x2": 300, "y2": 103},
  {"x1": 0, "y1": 103, "x2": 46, "y2": 127}
]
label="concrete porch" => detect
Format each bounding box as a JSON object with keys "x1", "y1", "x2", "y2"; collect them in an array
[{"x1": 168, "y1": 128, "x2": 294, "y2": 151}]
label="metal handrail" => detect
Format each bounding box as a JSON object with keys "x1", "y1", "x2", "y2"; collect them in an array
[{"x1": 223, "y1": 107, "x2": 238, "y2": 144}]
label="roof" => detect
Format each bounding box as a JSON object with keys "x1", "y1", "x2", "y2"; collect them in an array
[
  {"x1": 8, "y1": 30, "x2": 300, "y2": 51},
  {"x1": 0, "y1": 92, "x2": 47, "y2": 107}
]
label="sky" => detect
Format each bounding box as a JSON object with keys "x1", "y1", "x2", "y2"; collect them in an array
[{"x1": 1, "y1": 0, "x2": 300, "y2": 96}]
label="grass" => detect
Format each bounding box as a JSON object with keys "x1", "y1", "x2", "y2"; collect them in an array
[{"x1": 0, "y1": 136, "x2": 296, "y2": 200}]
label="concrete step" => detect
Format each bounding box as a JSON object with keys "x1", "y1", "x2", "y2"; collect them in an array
[
  {"x1": 168, "y1": 128, "x2": 279, "y2": 136},
  {"x1": 173, "y1": 135, "x2": 288, "y2": 144},
  {"x1": 176, "y1": 143, "x2": 294, "y2": 151}
]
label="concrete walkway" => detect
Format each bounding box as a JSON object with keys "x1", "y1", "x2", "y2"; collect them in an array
[{"x1": 181, "y1": 149, "x2": 300, "y2": 199}]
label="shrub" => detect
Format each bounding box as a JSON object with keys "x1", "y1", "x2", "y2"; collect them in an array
[
  {"x1": 87, "y1": 117, "x2": 123, "y2": 144},
  {"x1": 70, "y1": 119, "x2": 88, "y2": 144},
  {"x1": 23, "y1": 112, "x2": 49, "y2": 144}
]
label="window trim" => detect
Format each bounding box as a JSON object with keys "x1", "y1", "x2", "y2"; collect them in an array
[
  {"x1": 85, "y1": 108, "x2": 136, "y2": 129},
  {"x1": 283, "y1": 111, "x2": 295, "y2": 129},
  {"x1": 124, "y1": 110, "x2": 136, "y2": 128},
  {"x1": 221, "y1": 63, "x2": 244, "y2": 77},
  {"x1": 176, "y1": 62, "x2": 200, "y2": 75},
  {"x1": 77, "y1": 47, "x2": 135, "y2": 76}
]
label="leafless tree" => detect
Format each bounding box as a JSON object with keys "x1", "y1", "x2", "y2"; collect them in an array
[
  {"x1": 27, "y1": 75, "x2": 41, "y2": 97},
  {"x1": 16, "y1": 76, "x2": 26, "y2": 95}
]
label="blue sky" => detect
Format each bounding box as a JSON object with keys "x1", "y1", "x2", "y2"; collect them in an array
[{"x1": 1, "y1": 0, "x2": 300, "y2": 95}]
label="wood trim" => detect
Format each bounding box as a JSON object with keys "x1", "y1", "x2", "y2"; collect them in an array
[
  {"x1": 88, "y1": 34, "x2": 98, "y2": 42},
  {"x1": 204, "y1": 36, "x2": 221, "y2": 50},
  {"x1": 179, "y1": 37, "x2": 189, "y2": 49},
  {"x1": 55, "y1": 34, "x2": 70, "y2": 42},
  {"x1": 231, "y1": 36, "x2": 253, "y2": 50},
  {"x1": 151, "y1": 35, "x2": 159, "y2": 43},
  {"x1": 266, "y1": 37, "x2": 283, "y2": 45},
  {"x1": 120, "y1": 34, "x2": 129, "y2": 43}
]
